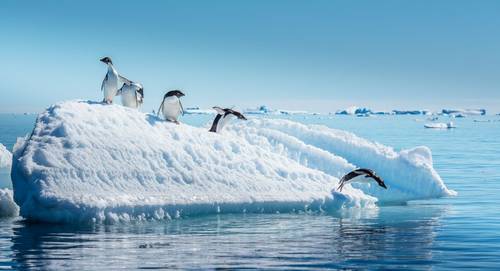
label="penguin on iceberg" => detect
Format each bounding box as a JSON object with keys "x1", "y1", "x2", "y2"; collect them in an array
[
  {"x1": 209, "y1": 107, "x2": 247, "y2": 133},
  {"x1": 157, "y1": 90, "x2": 185, "y2": 124}
]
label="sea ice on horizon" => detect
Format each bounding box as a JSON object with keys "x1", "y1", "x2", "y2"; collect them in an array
[{"x1": 11, "y1": 101, "x2": 455, "y2": 224}]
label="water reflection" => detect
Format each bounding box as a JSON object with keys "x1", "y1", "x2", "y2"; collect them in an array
[{"x1": 3, "y1": 205, "x2": 450, "y2": 270}]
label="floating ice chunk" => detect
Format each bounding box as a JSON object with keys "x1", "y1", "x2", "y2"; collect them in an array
[
  {"x1": 11, "y1": 101, "x2": 454, "y2": 224},
  {"x1": 0, "y1": 189, "x2": 19, "y2": 217},
  {"x1": 424, "y1": 122, "x2": 456, "y2": 129}
]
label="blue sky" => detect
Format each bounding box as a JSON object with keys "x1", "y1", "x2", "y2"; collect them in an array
[{"x1": 1, "y1": 0, "x2": 499, "y2": 113}]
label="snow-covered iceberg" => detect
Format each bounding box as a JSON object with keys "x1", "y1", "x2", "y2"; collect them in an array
[
  {"x1": 11, "y1": 101, "x2": 455, "y2": 224},
  {"x1": 0, "y1": 144, "x2": 12, "y2": 169},
  {"x1": 335, "y1": 106, "x2": 372, "y2": 115},
  {"x1": 441, "y1": 108, "x2": 486, "y2": 116},
  {"x1": 0, "y1": 188, "x2": 19, "y2": 217},
  {"x1": 183, "y1": 107, "x2": 216, "y2": 115},
  {"x1": 424, "y1": 122, "x2": 456, "y2": 129},
  {"x1": 0, "y1": 145, "x2": 19, "y2": 217}
]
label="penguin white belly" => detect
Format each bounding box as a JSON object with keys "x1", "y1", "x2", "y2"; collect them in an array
[
  {"x1": 103, "y1": 73, "x2": 119, "y2": 102},
  {"x1": 121, "y1": 87, "x2": 138, "y2": 108},
  {"x1": 216, "y1": 115, "x2": 234, "y2": 132},
  {"x1": 162, "y1": 96, "x2": 182, "y2": 121}
]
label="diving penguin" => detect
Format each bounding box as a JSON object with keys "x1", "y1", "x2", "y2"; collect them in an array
[
  {"x1": 100, "y1": 57, "x2": 129, "y2": 104},
  {"x1": 157, "y1": 90, "x2": 185, "y2": 124},
  {"x1": 118, "y1": 80, "x2": 144, "y2": 109},
  {"x1": 209, "y1": 107, "x2": 247, "y2": 133},
  {"x1": 337, "y1": 168, "x2": 388, "y2": 192}
]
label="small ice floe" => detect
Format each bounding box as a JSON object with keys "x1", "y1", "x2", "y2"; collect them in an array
[{"x1": 424, "y1": 122, "x2": 456, "y2": 129}]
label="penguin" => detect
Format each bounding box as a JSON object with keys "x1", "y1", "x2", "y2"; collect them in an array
[
  {"x1": 100, "y1": 57, "x2": 129, "y2": 104},
  {"x1": 209, "y1": 107, "x2": 247, "y2": 133},
  {"x1": 118, "y1": 80, "x2": 144, "y2": 109},
  {"x1": 337, "y1": 168, "x2": 387, "y2": 192},
  {"x1": 157, "y1": 90, "x2": 185, "y2": 124}
]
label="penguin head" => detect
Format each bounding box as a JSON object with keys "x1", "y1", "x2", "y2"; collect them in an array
[
  {"x1": 231, "y1": 110, "x2": 247, "y2": 120},
  {"x1": 165, "y1": 90, "x2": 185, "y2": 98},
  {"x1": 100, "y1": 57, "x2": 113, "y2": 65},
  {"x1": 365, "y1": 171, "x2": 387, "y2": 189}
]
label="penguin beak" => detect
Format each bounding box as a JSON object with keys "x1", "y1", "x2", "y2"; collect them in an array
[
  {"x1": 179, "y1": 92, "x2": 185, "y2": 97},
  {"x1": 379, "y1": 181, "x2": 387, "y2": 189},
  {"x1": 100, "y1": 57, "x2": 107, "y2": 63}
]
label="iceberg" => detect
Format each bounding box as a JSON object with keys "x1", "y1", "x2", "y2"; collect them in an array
[
  {"x1": 0, "y1": 145, "x2": 19, "y2": 217},
  {"x1": 424, "y1": 122, "x2": 456, "y2": 129},
  {"x1": 441, "y1": 109, "x2": 486, "y2": 116},
  {"x1": 0, "y1": 188, "x2": 19, "y2": 217},
  {"x1": 335, "y1": 106, "x2": 372, "y2": 115},
  {"x1": 0, "y1": 144, "x2": 12, "y2": 169},
  {"x1": 244, "y1": 105, "x2": 314, "y2": 116},
  {"x1": 393, "y1": 110, "x2": 432, "y2": 115},
  {"x1": 183, "y1": 107, "x2": 216, "y2": 115},
  {"x1": 11, "y1": 101, "x2": 455, "y2": 224}
]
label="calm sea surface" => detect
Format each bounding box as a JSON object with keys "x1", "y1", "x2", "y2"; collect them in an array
[{"x1": 0, "y1": 113, "x2": 499, "y2": 270}]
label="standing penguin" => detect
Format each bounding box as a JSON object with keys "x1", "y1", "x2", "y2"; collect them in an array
[
  {"x1": 118, "y1": 80, "x2": 144, "y2": 109},
  {"x1": 100, "y1": 57, "x2": 128, "y2": 104},
  {"x1": 209, "y1": 107, "x2": 247, "y2": 133},
  {"x1": 157, "y1": 90, "x2": 185, "y2": 124}
]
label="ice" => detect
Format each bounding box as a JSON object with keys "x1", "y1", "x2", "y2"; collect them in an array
[
  {"x1": 244, "y1": 105, "x2": 314, "y2": 115},
  {"x1": 0, "y1": 145, "x2": 18, "y2": 217},
  {"x1": 0, "y1": 144, "x2": 12, "y2": 169},
  {"x1": 0, "y1": 189, "x2": 19, "y2": 217},
  {"x1": 11, "y1": 101, "x2": 455, "y2": 224},
  {"x1": 441, "y1": 109, "x2": 486, "y2": 116},
  {"x1": 184, "y1": 107, "x2": 216, "y2": 115},
  {"x1": 424, "y1": 122, "x2": 456, "y2": 129}
]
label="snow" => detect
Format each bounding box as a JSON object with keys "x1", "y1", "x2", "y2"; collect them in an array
[
  {"x1": 184, "y1": 107, "x2": 216, "y2": 115},
  {"x1": 0, "y1": 144, "x2": 12, "y2": 169},
  {"x1": 442, "y1": 109, "x2": 486, "y2": 116},
  {"x1": 335, "y1": 106, "x2": 364, "y2": 115},
  {"x1": 0, "y1": 145, "x2": 18, "y2": 217},
  {"x1": 12, "y1": 101, "x2": 455, "y2": 224},
  {"x1": 244, "y1": 105, "x2": 315, "y2": 115},
  {"x1": 0, "y1": 189, "x2": 19, "y2": 217},
  {"x1": 393, "y1": 110, "x2": 431, "y2": 115},
  {"x1": 424, "y1": 122, "x2": 456, "y2": 129}
]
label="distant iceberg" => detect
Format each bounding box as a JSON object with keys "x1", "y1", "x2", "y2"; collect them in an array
[
  {"x1": 11, "y1": 101, "x2": 455, "y2": 224},
  {"x1": 335, "y1": 106, "x2": 373, "y2": 115},
  {"x1": 424, "y1": 122, "x2": 456, "y2": 129},
  {"x1": 393, "y1": 110, "x2": 432, "y2": 115},
  {"x1": 335, "y1": 107, "x2": 433, "y2": 116},
  {"x1": 183, "y1": 107, "x2": 216, "y2": 115},
  {"x1": 441, "y1": 109, "x2": 486, "y2": 116},
  {"x1": 244, "y1": 105, "x2": 315, "y2": 115}
]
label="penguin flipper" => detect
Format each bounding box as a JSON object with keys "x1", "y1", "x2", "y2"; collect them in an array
[
  {"x1": 119, "y1": 75, "x2": 132, "y2": 85},
  {"x1": 101, "y1": 74, "x2": 108, "y2": 92},
  {"x1": 179, "y1": 100, "x2": 185, "y2": 116}
]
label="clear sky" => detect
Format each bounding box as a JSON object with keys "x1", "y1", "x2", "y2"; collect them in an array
[{"x1": 1, "y1": 0, "x2": 499, "y2": 113}]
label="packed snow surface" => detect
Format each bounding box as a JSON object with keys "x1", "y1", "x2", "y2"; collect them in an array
[{"x1": 12, "y1": 101, "x2": 455, "y2": 224}]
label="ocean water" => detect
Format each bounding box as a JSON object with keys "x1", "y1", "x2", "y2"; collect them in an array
[{"x1": 1, "y1": 113, "x2": 499, "y2": 270}]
